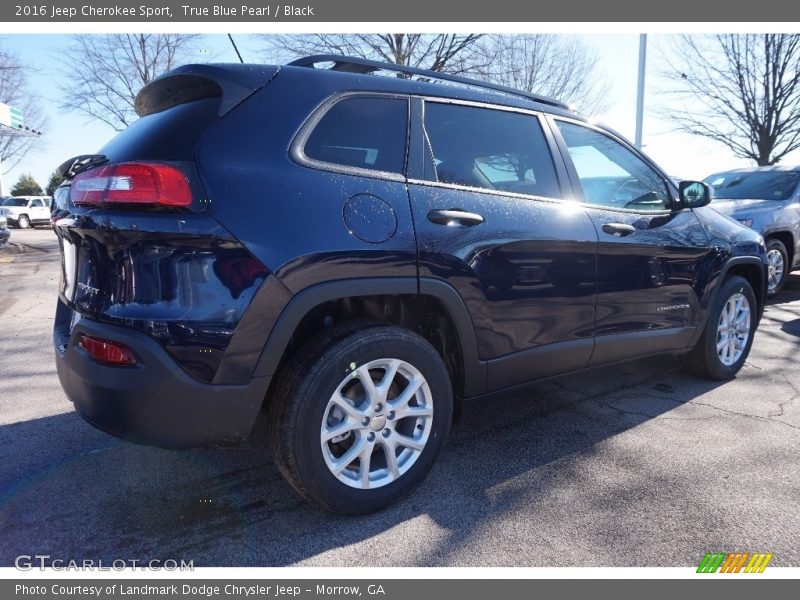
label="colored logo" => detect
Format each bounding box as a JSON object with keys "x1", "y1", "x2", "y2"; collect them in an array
[{"x1": 697, "y1": 552, "x2": 773, "y2": 573}]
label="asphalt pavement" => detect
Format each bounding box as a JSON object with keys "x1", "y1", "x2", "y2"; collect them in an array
[{"x1": 0, "y1": 227, "x2": 798, "y2": 567}]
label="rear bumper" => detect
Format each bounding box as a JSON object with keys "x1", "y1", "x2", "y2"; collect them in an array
[{"x1": 54, "y1": 300, "x2": 270, "y2": 449}]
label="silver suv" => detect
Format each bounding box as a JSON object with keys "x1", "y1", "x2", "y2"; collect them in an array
[
  {"x1": 0, "y1": 196, "x2": 52, "y2": 229},
  {"x1": 705, "y1": 166, "x2": 800, "y2": 295}
]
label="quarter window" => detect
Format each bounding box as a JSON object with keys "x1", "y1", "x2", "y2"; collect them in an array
[
  {"x1": 556, "y1": 120, "x2": 670, "y2": 211},
  {"x1": 303, "y1": 97, "x2": 408, "y2": 174},
  {"x1": 423, "y1": 102, "x2": 560, "y2": 198}
]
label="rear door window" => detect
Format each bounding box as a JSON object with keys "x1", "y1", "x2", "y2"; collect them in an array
[
  {"x1": 303, "y1": 96, "x2": 408, "y2": 174},
  {"x1": 422, "y1": 101, "x2": 560, "y2": 198}
]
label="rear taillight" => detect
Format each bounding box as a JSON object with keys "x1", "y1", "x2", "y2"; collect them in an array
[
  {"x1": 70, "y1": 162, "x2": 191, "y2": 207},
  {"x1": 78, "y1": 334, "x2": 137, "y2": 366}
]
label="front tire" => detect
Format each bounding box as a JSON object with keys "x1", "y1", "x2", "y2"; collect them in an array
[
  {"x1": 16, "y1": 215, "x2": 30, "y2": 229},
  {"x1": 765, "y1": 238, "x2": 788, "y2": 296},
  {"x1": 683, "y1": 275, "x2": 756, "y2": 380},
  {"x1": 268, "y1": 322, "x2": 453, "y2": 514}
]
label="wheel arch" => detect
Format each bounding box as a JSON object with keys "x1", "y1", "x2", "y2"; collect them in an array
[
  {"x1": 720, "y1": 256, "x2": 766, "y2": 313},
  {"x1": 726, "y1": 259, "x2": 766, "y2": 310},
  {"x1": 252, "y1": 277, "x2": 487, "y2": 402},
  {"x1": 763, "y1": 229, "x2": 795, "y2": 268},
  {"x1": 688, "y1": 256, "x2": 766, "y2": 349}
]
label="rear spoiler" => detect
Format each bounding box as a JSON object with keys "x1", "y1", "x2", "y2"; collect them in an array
[
  {"x1": 56, "y1": 154, "x2": 108, "y2": 179},
  {"x1": 134, "y1": 63, "x2": 281, "y2": 118}
]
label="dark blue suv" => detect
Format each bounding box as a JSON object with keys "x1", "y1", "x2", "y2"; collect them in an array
[{"x1": 53, "y1": 56, "x2": 767, "y2": 514}]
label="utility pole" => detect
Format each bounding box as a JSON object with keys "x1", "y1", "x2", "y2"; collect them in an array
[{"x1": 635, "y1": 34, "x2": 647, "y2": 150}]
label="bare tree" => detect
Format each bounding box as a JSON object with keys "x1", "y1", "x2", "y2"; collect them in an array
[
  {"x1": 472, "y1": 35, "x2": 610, "y2": 114},
  {"x1": 260, "y1": 34, "x2": 486, "y2": 74},
  {"x1": 0, "y1": 45, "x2": 47, "y2": 173},
  {"x1": 661, "y1": 34, "x2": 800, "y2": 166},
  {"x1": 59, "y1": 34, "x2": 198, "y2": 131}
]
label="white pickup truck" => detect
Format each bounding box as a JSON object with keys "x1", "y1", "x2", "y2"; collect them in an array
[{"x1": 0, "y1": 196, "x2": 51, "y2": 228}]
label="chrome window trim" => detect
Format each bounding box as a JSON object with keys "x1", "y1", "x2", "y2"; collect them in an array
[
  {"x1": 406, "y1": 177, "x2": 567, "y2": 206},
  {"x1": 290, "y1": 91, "x2": 677, "y2": 217},
  {"x1": 290, "y1": 91, "x2": 410, "y2": 183},
  {"x1": 421, "y1": 95, "x2": 546, "y2": 118},
  {"x1": 407, "y1": 176, "x2": 675, "y2": 216}
]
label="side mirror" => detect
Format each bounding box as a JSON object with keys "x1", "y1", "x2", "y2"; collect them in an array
[{"x1": 679, "y1": 181, "x2": 712, "y2": 208}]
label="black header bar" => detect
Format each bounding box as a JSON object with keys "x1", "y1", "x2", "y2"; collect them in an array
[{"x1": 4, "y1": 0, "x2": 800, "y2": 22}]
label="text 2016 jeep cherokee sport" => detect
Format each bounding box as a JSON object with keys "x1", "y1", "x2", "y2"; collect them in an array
[{"x1": 53, "y1": 56, "x2": 768, "y2": 514}]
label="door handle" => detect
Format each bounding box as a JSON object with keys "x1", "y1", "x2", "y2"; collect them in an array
[
  {"x1": 602, "y1": 222, "x2": 636, "y2": 237},
  {"x1": 427, "y1": 209, "x2": 484, "y2": 227}
]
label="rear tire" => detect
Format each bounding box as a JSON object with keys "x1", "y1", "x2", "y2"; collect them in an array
[
  {"x1": 268, "y1": 321, "x2": 453, "y2": 514},
  {"x1": 765, "y1": 238, "x2": 788, "y2": 296},
  {"x1": 682, "y1": 275, "x2": 756, "y2": 380},
  {"x1": 17, "y1": 215, "x2": 30, "y2": 229}
]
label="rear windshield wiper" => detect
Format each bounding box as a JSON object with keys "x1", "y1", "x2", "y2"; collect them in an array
[{"x1": 56, "y1": 154, "x2": 109, "y2": 179}]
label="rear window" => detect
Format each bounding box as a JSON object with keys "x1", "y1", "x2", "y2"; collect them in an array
[{"x1": 303, "y1": 97, "x2": 408, "y2": 174}]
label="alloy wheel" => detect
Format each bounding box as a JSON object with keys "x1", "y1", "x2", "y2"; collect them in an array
[
  {"x1": 766, "y1": 248, "x2": 785, "y2": 293},
  {"x1": 716, "y1": 292, "x2": 751, "y2": 366},
  {"x1": 320, "y1": 358, "x2": 434, "y2": 490}
]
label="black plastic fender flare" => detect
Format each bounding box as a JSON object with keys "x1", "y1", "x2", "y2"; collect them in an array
[
  {"x1": 251, "y1": 277, "x2": 487, "y2": 397},
  {"x1": 688, "y1": 255, "x2": 767, "y2": 348}
]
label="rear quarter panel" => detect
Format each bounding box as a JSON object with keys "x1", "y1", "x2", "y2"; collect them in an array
[{"x1": 196, "y1": 69, "x2": 419, "y2": 292}]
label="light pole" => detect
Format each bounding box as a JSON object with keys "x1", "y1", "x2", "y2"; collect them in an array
[
  {"x1": 0, "y1": 102, "x2": 43, "y2": 196},
  {"x1": 635, "y1": 34, "x2": 647, "y2": 150}
]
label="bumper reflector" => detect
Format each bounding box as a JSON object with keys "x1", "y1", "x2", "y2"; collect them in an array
[{"x1": 78, "y1": 334, "x2": 137, "y2": 366}]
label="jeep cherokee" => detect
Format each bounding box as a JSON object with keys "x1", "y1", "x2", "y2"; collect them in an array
[{"x1": 53, "y1": 55, "x2": 768, "y2": 514}]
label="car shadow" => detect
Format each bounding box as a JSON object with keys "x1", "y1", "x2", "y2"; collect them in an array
[
  {"x1": 767, "y1": 273, "x2": 800, "y2": 306},
  {"x1": 759, "y1": 274, "x2": 800, "y2": 340},
  {"x1": 0, "y1": 354, "x2": 731, "y2": 567}
]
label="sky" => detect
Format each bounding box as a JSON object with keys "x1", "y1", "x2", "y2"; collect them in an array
[
  {"x1": 0, "y1": 33, "x2": 259, "y2": 193},
  {"x1": 2, "y1": 33, "x2": 799, "y2": 192},
  {"x1": 577, "y1": 34, "x2": 800, "y2": 179}
]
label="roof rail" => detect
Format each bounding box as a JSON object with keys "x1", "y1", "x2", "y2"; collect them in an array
[{"x1": 288, "y1": 54, "x2": 570, "y2": 110}]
